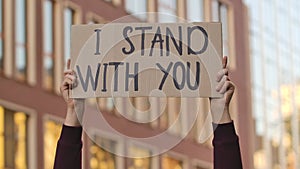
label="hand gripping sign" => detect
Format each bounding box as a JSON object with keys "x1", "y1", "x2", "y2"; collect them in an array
[{"x1": 70, "y1": 22, "x2": 223, "y2": 98}]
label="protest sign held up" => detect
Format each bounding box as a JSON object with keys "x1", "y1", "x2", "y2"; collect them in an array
[{"x1": 70, "y1": 22, "x2": 223, "y2": 98}]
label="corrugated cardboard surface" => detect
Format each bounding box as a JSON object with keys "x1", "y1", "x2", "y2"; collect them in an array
[{"x1": 70, "y1": 22, "x2": 222, "y2": 98}]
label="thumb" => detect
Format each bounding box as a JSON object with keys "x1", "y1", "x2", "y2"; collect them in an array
[
  {"x1": 67, "y1": 59, "x2": 71, "y2": 69},
  {"x1": 223, "y1": 56, "x2": 228, "y2": 69}
]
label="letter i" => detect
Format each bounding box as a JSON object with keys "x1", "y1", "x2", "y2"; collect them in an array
[{"x1": 94, "y1": 29, "x2": 101, "y2": 55}]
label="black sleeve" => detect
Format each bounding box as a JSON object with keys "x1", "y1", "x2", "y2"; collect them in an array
[
  {"x1": 213, "y1": 122, "x2": 243, "y2": 169},
  {"x1": 53, "y1": 125, "x2": 83, "y2": 169}
]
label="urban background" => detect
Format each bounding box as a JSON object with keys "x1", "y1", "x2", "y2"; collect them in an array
[{"x1": 0, "y1": 0, "x2": 299, "y2": 169}]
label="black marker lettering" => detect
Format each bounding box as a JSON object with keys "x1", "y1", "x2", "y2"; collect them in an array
[
  {"x1": 156, "y1": 62, "x2": 173, "y2": 90},
  {"x1": 186, "y1": 62, "x2": 200, "y2": 90},
  {"x1": 173, "y1": 62, "x2": 185, "y2": 90},
  {"x1": 150, "y1": 26, "x2": 164, "y2": 56},
  {"x1": 76, "y1": 64, "x2": 100, "y2": 92},
  {"x1": 135, "y1": 26, "x2": 152, "y2": 56},
  {"x1": 166, "y1": 26, "x2": 182, "y2": 56},
  {"x1": 109, "y1": 62, "x2": 124, "y2": 91},
  {"x1": 102, "y1": 63, "x2": 108, "y2": 92},
  {"x1": 122, "y1": 26, "x2": 135, "y2": 55},
  {"x1": 188, "y1": 26, "x2": 208, "y2": 55},
  {"x1": 94, "y1": 29, "x2": 101, "y2": 55},
  {"x1": 125, "y1": 62, "x2": 139, "y2": 91}
]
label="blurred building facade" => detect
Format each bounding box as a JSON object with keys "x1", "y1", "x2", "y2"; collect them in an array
[
  {"x1": 244, "y1": 0, "x2": 300, "y2": 168},
  {"x1": 0, "y1": 0, "x2": 252, "y2": 169}
]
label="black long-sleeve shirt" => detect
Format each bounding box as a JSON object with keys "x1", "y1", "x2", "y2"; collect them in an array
[
  {"x1": 54, "y1": 122, "x2": 242, "y2": 169},
  {"x1": 213, "y1": 122, "x2": 243, "y2": 169}
]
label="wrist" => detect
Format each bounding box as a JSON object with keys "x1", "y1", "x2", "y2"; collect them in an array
[
  {"x1": 67, "y1": 106, "x2": 75, "y2": 113},
  {"x1": 64, "y1": 106, "x2": 81, "y2": 127},
  {"x1": 211, "y1": 107, "x2": 232, "y2": 124}
]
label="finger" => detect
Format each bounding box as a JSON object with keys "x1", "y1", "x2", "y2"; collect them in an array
[
  {"x1": 216, "y1": 75, "x2": 229, "y2": 92},
  {"x1": 67, "y1": 59, "x2": 71, "y2": 70},
  {"x1": 219, "y1": 81, "x2": 234, "y2": 94},
  {"x1": 216, "y1": 69, "x2": 229, "y2": 82},
  {"x1": 64, "y1": 69, "x2": 74, "y2": 75},
  {"x1": 65, "y1": 74, "x2": 76, "y2": 82},
  {"x1": 62, "y1": 78, "x2": 73, "y2": 87},
  {"x1": 223, "y1": 56, "x2": 228, "y2": 68}
]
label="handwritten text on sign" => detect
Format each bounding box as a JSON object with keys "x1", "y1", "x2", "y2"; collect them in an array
[{"x1": 70, "y1": 23, "x2": 222, "y2": 98}]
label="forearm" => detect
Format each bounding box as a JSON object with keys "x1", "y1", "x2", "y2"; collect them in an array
[
  {"x1": 213, "y1": 122, "x2": 243, "y2": 169},
  {"x1": 54, "y1": 125, "x2": 83, "y2": 169},
  {"x1": 64, "y1": 107, "x2": 81, "y2": 126}
]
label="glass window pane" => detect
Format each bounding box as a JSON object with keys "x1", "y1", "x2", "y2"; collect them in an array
[
  {"x1": 89, "y1": 136, "x2": 117, "y2": 169},
  {"x1": 162, "y1": 155, "x2": 183, "y2": 169},
  {"x1": 43, "y1": 0, "x2": 54, "y2": 90},
  {"x1": 211, "y1": 0, "x2": 219, "y2": 22},
  {"x1": 0, "y1": 108, "x2": 28, "y2": 169},
  {"x1": 64, "y1": 8, "x2": 73, "y2": 65},
  {"x1": 220, "y1": 4, "x2": 229, "y2": 57},
  {"x1": 128, "y1": 145, "x2": 151, "y2": 169},
  {"x1": 15, "y1": 0, "x2": 27, "y2": 81},
  {"x1": 125, "y1": 0, "x2": 147, "y2": 20},
  {"x1": 187, "y1": 0, "x2": 204, "y2": 21},
  {"x1": 158, "y1": 0, "x2": 177, "y2": 22},
  {"x1": 44, "y1": 120, "x2": 62, "y2": 169},
  {"x1": 14, "y1": 112, "x2": 28, "y2": 169}
]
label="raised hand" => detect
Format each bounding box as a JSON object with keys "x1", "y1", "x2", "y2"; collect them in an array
[
  {"x1": 210, "y1": 56, "x2": 235, "y2": 124},
  {"x1": 60, "y1": 59, "x2": 85, "y2": 126}
]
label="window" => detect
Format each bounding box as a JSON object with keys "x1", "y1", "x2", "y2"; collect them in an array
[
  {"x1": 219, "y1": 4, "x2": 229, "y2": 58},
  {"x1": 44, "y1": 119, "x2": 62, "y2": 169},
  {"x1": 211, "y1": 1, "x2": 234, "y2": 68},
  {"x1": 125, "y1": 0, "x2": 147, "y2": 21},
  {"x1": 162, "y1": 155, "x2": 183, "y2": 169},
  {"x1": 127, "y1": 145, "x2": 152, "y2": 169},
  {"x1": 158, "y1": 0, "x2": 177, "y2": 22},
  {"x1": 187, "y1": 0, "x2": 204, "y2": 21},
  {"x1": 89, "y1": 136, "x2": 118, "y2": 169},
  {"x1": 64, "y1": 7, "x2": 75, "y2": 65},
  {"x1": 15, "y1": 0, "x2": 27, "y2": 81},
  {"x1": 43, "y1": 0, "x2": 54, "y2": 90},
  {"x1": 0, "y1": 0, "x2": 3, "y2": 73},
  {"x1": 0, "y1": 106, "x2": 28, "y2": 169}
]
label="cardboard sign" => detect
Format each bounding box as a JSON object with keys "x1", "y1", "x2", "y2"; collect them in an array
[{"x1": 70, "y1": 22, "x2": 222, "y2": 98}]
